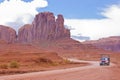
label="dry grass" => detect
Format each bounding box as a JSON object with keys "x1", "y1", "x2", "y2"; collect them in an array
[{"x1": 0, "y1": 51, "x2": 89, "y2": 75}]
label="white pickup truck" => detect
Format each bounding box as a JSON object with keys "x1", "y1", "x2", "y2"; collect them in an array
[{"x1": 100, "y1": 55, "x2": 110, "y2": 66}]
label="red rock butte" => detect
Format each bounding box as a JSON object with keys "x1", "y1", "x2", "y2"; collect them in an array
[
  {"x1": 0, "y1": 25, "x2": 16, "y2": 43},
  {"x1": 0, "y1": 12, "x2": 70, "y2": 43}
]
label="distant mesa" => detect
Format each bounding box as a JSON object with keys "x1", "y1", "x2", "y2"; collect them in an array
[
  {"x1": 0, "y1": 12, "x2": 70, "y2": 43},
  {"x1": 83, "y1": 36, "x2": 120, "y2": 52},
  {"x1": 71, "y1": 35, "x2": 90, "y2": 41}
]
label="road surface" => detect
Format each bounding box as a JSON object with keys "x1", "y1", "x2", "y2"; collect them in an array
[{"x1": 0, "y1": 58, "x2": 114, "y2": 80}]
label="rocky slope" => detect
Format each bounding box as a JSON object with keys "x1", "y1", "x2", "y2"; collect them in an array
[
  {"x1": 0, "y1": 25, "x2": 16, "y2": 43},
  {"x1": 83, "y1": 36, "x2": 120, "y2": 52}
]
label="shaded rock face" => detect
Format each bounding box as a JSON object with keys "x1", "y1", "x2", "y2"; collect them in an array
[
  {"x1": 0, "y1": 25, "x2": 16, "y2": 43},
  {"x1": 83, "y1": 36, "x2": 120, "y2": 52},
  {"x1": 18, "y1": 24, "x2": 32, "y2": 43},
  {"x1": 18, "y1": 12, "x2": 70, "y2": 43},
  {"x1": 55, "y1": 15, "x2": 70, "y2": 39}
]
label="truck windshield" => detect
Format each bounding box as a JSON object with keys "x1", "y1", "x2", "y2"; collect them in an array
[{"x1": 101, "y1": 57, "x2": 108, "y2": 60}]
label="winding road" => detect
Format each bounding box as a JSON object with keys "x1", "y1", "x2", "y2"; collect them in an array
[{"x1": 0, "y1": 58, "x2": 114, "y2": 80}]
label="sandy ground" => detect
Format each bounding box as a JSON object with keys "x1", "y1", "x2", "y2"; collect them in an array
[{"x1": 0, "y1": 58, "x2": 116, "y2": 80}]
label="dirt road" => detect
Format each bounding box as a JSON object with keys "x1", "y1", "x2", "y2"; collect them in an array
[{"x1": 0, "y1": 59, "x2": 115, "y2": 80}]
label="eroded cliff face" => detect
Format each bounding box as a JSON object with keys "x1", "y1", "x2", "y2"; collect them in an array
[
  {"x1": 0, "y1": 12, "x2": 70, "y2": 43},
  {"x1": 18, "y1": 12, "x2": 70, "y2": 43},
  {"x1": 31, "y1": 12, "x2": 56, "y2": 41},
  {"x1": 0, "y1": 25, "x2": 16, "y2": 43}
]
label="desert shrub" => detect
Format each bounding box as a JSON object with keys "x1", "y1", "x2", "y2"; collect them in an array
[
  {"x1": 35, "y1": 57, "x2": 53, "y2": 63},
  {"x1": 9, "y1": 61, "x2": 19, "y2": 68},
  {"x1": 0, "y1": 64, "x2": 8, "y2": 69},
  {"x1": 50, "y1": 62, "x2": 59, "y2": 66},
  {"x1": 62, "y1": 59, "x2": 71, "y2": 64}
]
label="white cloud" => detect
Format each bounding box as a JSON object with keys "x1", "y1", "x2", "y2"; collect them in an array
[
  {"x1": 0, "y1": 0, "x2": 48, "y2": 31},
  {"x1": 65, "y1": 4, "x2": 120, "y2": 40},
  {"x1": 101, "y1": 4, "x2": 120, "y2": 20}
]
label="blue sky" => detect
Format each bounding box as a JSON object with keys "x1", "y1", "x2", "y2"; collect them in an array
[
  {"x1": 38, "y1": 0, "x2": 120, "y2": 19},
  {"x1": 0, "y1": 0, "x2": 119, "y2": 19},
  {"x1": 0, "y1": 0, "x2": 120, "y2": 41}
]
